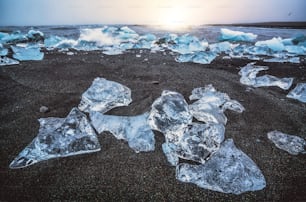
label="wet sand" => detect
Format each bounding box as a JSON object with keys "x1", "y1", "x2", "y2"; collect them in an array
[{"x1": 0, "y1": 49, "x2": 306, "y2": 201}]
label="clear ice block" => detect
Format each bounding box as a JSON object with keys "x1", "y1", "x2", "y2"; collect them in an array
[
  {"x1": 9, "y1": 108, "x2": 101, "y2": 169},
  {"x1": 11, "y1": 45, "x2": 44, "y2": 61},
  {"x1": 267, "y1": 130, "x2": 306, "y2": 155},
  {"x1": 148, "y1": 90, "x2": 192, "y2": 135},
  {"x1": 78, "y1": 77, "x2": 132, "y2": 113},
  {"x1": 90, "y1": 112, "x2": 155, "y2": 153},
  {"x1": 176, "y1": 139, "x2": 266, "y2": 194}
]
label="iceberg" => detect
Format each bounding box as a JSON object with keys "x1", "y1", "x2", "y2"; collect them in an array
[
  {"x1": 239, "y1": 62, "x2": 294, "y2": 90},
  {"x1": 11, "y1": 45, "x2": 44, "y2": 61},
  {"x1": 176, "y1": 139, "x2": 266, "y2": 194},
  {"x1": 175, "y1": 51, "x2": 217, "y2": 64},
  {"x1": 0, "y1": 56, "x2": 20, "y2": 66},
  {"x1": 267, "y1": 131, "x2": 306, "y2": 155},
  {"x1": 79, "y1": 77, "x2": 132, "y2": 113},
  {"x1": 255, "y1": 37, "x2": 285, "y2": 52},
  {"x1": 219, "y1": 28, "x2": 257, "y2": 42},
  {"x1": 90, "y1": 112, "x2": 155, "y2": 153},
  {"x1": 287, "y1": 83, "x2": 306, "y2": 103},
  {"x1": 148, "y1": 90, "x2": 192, "y2": 136},
  {"x1": 9, "y1": 108, "x2": 101, "y2": 169}
]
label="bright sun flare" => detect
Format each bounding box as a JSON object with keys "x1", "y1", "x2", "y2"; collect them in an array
[{"x1": 158, "y1": 6, "x2": 190, "y2": 30}]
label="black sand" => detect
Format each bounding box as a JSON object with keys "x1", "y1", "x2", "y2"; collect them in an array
[{"x1": 1, "y1": 49, "x2": 306, "y2": 201}]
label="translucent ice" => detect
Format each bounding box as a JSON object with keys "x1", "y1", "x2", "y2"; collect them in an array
[
  {"x1": 148, "y1": 91, "x2": 192, "y2": 135},
  {"x1": 267, "y1": 131, "x2": 306, "y2": 155},
  {"x1": 239, "y1": 62, "x2": 293, "y2": 90},
  {"x1": 11, "y1": 45, "x2": 44, "y2": 61},
  {"x1": 219, "y1": 28, "x2": 257, "y2": 42},
  {"x1": 209, "y1": 41, "x2": 236, "y2": 54},
  {"x1": 189, "y1": 85, "x2": 244, "y2": 124},
  {"x1": 176, "y1": 51, "x2": 217, "y2": 64},
  {"x1": 176, "y1": 123, "x2": 225, "y2": 164},
  {"x1": 162, "y1": 142, "x2": 179, "y2": 166},
  {"x1": 0, "y1": 43, "x2": 8, "y2": 56},
  {"x1": 263, "y1": 56, "x2": 300, "y2": 64},
  {"x1": 44, "y1": 36, "x2": 78, "y2": 50},
  {"x1": 9, "y1": 108, "x2": 101, "y2": 169},
  {"x1": 287, "y1": 83, "x2": 306, "y2": 103},
  {"x1": 255, "y1": 37, "x2": 285, "y2": 52},
  {"x1": 78, "y1": 77, "x2": 132, "y2": 113},
  {"x1": 0, "y1": 56, "x2": 20, "y2": 66},
  {"x1": 168, "y1": 34, "x2": 206, "y2": 54},
  {"x1": 90, "y1": 112, "x2": 155, "y2": 153},
  {"x1": 176, "y1": 139, "x2": 266, "y2": 194}
]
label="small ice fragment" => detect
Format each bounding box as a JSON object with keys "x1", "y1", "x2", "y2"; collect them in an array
[
  {"x1": 39, "y1": 106, "x2": 49, "y2": 113},
  {"x1": 239, "y1": 62, "x2": 293, "y2": 90},
  {"x1": 90, "y1": 112, "x2": 155, "y2": 153},
  {"x1": 102, "y1": 47, "x2": 124, "y2": 55},
  {"x1": 67, "y1": 51, "x2": 74, "y2": 56},
  {"x1": 264, "y1": 57, "x2": 300, "y2": 64},
  {"x1": 222, "y1": 100, "x2": 245, "y2": 113},
  {"x1": 255, "y1": 37, "x2": 285, "y2": 52},
  {"x1": 267, "y1": 131, "x2": 306, "y2": 155},
  {"x1": 78, "y1": 77, "x2": 132, "y2": 113},
  {"x1": 0, "y1": 56, "x2": 20, "y2": 66},
  {"x1": 136, "y1": 54, "x2": 141, "y2": 58},
  {"x1": 168, "y1": 34, "x2": 205, "y2": 54},
  {"x1": 219, "y1": 28, "x2": 257, "y2": 42},
  {"x1": 176, "y1": 51, "x2": 217, "y2": 65},
  {"x1": 148, "y1": 90, "x2": 192, "y2": 135},
  {"x1": 209, "y1": 41, "x2": 235, "y2": 54},
  {"x1": 287, "y1": 83, "x2": 306, "y2": 103},
  {"x1": 9, "y1": 108, "x2": 101, "y2": 169},
  {"x1": 176, "y1": 139, "x2": 266, "y2": 194},
  {"x1": 11, "y1": 45, "x2": 44, "y2": 61},
  {"x1": 0, "y1": 43, "x2": 8, "y2": 56}
]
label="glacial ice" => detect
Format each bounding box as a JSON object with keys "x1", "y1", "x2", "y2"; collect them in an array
[
  {"x1": 287, "y1": 83, "x2": 306, "y2": 103},
  {"x1": 0, "y1": 43, "x2": 8, "y2": 56},
  {"x1": 11, "y1": 45, "x2": 44, "y2": 61},
  {"x1": 0, "y1": 30, "x2": 44, "y2": 44},
  {"x1": 44, "y1": 36, "x2": 78, "y2": 50},
  {"x1": 90, "y1": 112, "x2": 155, "y2": 153},
  {"x1": 78, "y1": 77, "x2": 132, "y2": 113},
  {"x1": 219, "y1": 28, "x2": 257, "y2": 42},
  {"x1": 148, "y1": 90, "x2": 192, "y2": 135},
  {"x1": 263, "y1": 56, "x2": 300, "y2": 64},
  {"x1": 239, "y1": 62, "x2": 294, "y2": 90},
  {"x1": 168, "y1": 34, "x2": 206, "y2": 54},
  {"x1": 9, "y1": 108, "x2": 101, "y2": 169},
  {"x1": 267, "y1": 131, "x2": 306, "y2": 155},
  {"x1": 175, "y1": 51, "x2": 217, "y2": 64},
  {"x1": 189, "y1": 85, "x2": 244, "y2": 124},
  {"x1": 255, "y1": 37, "x2": 285, "y2": 52},
  {"x1": 0, "y1": 56, "x2": 20, "y2": 66},
  {"x1": 173, "y1": 123, "x2": 225, "y2": 164},
  {"x1": 176, "y1": 139, "x2": 266, "y2": 194},
  {"x1": 209, "y1": 41, "x2": 236, "y2": 54}
]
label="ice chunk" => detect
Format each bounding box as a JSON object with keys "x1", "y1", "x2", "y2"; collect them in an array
[
  {"x1": 79, "y1": 77, "x2": 132, "y2": 113},
  {"x1": 45, "y1": 36, "x2": 78, "y2": 50},
  {"x1": 26, "y1": 29, "x2": 44, "y2": 43},
  {"x1": 0, "y1": 43, "x2": 8, "y2": 56},
  {"x1": 255, "y1": 37, "x2": 285, "y2": 52},
  {"x1": 0, "y1": 56, "x2": 20, "y2": 66},
  {"x1": 162, "y1": 142, "x2": 179, "y2": 166},
  {"x1": 90, "y1": 112, "x2": 155, "y2": 153},
  {"x1": 285, "y1": 45, "x2": 306, "y2": 55},
  {"x1": 79, "y1": 28, "x2": 121, "y2": 47},
  {"x1": 102, "y1": 47, "x2": 124, "y2": 55},
  {"x1": 209, "y1": 41, "x2": 236, "y2": 54},
  {"x1": 11, "y1": 45, "x2": 44, "y2": 61},
  {"x1": 176, "y1": 51, "x2": 217, "y2": 64},
  {"x1": 263, "y1": 56, "x2": 300, "y2": 64},
  {"x1": 168, "y1": 34, "x2": 206, "y2": 54},
  {"x1": 239, "y1": 62, "x2": 293, "y2": 90},
  {"x1": 148, "y1": 91, "x2": 192, "y2": 135},
  {"x1": 0, "y1": 31, "x2": 27, "y2": 44},
  {"x1": 287, "y1": 83, "x2": 306, "y2": 103},
  {"x1": 267, "y1": 131, "x2": 306, "y2": 155},
  {"x1": 176, "y1": 139, "x2": 266, "y2": 194},
  {"x1": 189, "y1": 85, "x2": 244, "y2": 124},
  {"x1": 219, "y1": 28, "x2": 257, "y2": 42},
  {"x1": 9, "y1": 108, "x2": 101, "y2": 169}
]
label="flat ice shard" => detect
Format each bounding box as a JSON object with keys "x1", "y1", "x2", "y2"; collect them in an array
[
  {"x1": 148, "y1": 91, "x2": 192, "y2": 135},
  {"x1": 219, "y1": 28, "x2": 257, "y2": 42},
  {"x1": 239, "y1": 62, "x2": 294, "y2": 90},
  {"x1": 176, "y1": 139, "x2": 266, "y2": 194},
  {"x1": 78, "y1": 77, "x2": 132, "y2": 113},
  {"x1": 0, "y1": 56, "x2": 20, "y2": 66},
  {"x1": 90, "y1": 112, "x2": 155, "y2": 153},
  {"x1": 9, "y1": 108, "x2": 101, "y2": 169},
  {"x1": 263, "y1": 56, "x2": 300, "y2": 64},
  {"x1": 175, "y1": 51, "x2": 217, "y2": 65},
  {"x1": 267, "y1": 131, "x2": 306, "y2": 155},
  {"x1": 11, "y1": 45, "x2": 44, "y2": 61},
  {"x1": 255, "y1": 37, "x2": 285, "y2": 52},
  {"x1": 287, "y1": 83, "x2": 306, "y2": 103},
  {"x1": 189, "y1": 85, "x2": 244, "y2": 124},
  {"x1": 163, "y1": 123, "x2": 225, "y2": 165}
]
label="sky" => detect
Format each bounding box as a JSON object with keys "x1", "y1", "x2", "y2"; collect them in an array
[{"x1": 0, "y1": 0, "x2": 306, "y2": 26}]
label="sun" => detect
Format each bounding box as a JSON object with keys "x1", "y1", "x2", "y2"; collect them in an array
[{"x1": 158, "y1": 6, "x2": 190, "y2": 31}]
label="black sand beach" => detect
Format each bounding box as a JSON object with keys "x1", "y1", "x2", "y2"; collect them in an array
[{"x1": 1, "y1": 49, "x2": 306, "y2": 201}]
